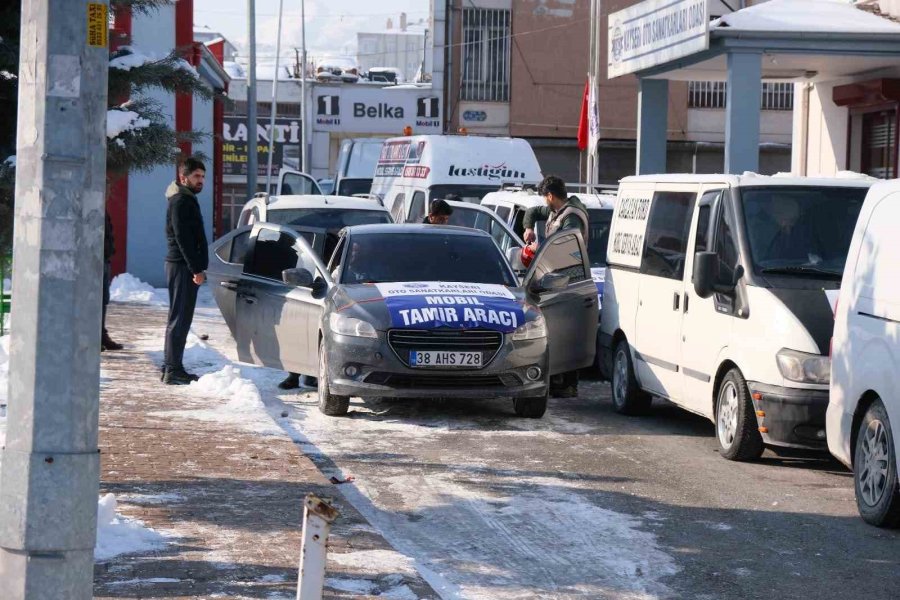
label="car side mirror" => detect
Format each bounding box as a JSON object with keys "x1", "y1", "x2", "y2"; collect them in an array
[
  {"x1": 507, "y1": 246, "x2": 525, "y2": 271},
  {"x1": 531, "y1": 272, "x2": 569, "y2": 294},
  {"x1": 693, "y1": 252, "x2": 743, "y2": 299},
  {"x1": 282, "y1": 267, "x2": 314, "y2": 288}
]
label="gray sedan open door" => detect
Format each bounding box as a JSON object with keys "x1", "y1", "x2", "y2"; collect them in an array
[{"x1": 523, "y1": 229, "x2": 597, "y2": 375}]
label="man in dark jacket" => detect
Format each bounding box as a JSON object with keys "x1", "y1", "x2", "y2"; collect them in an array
[
  {"x1": 101, "y1": 211, "x2": 124, "y2": 351},
  {"x1": 523, "y1": 175, "x2": 590, "y2": 399},
  {"x1": 163, "y1": 157, "x2": 209, "y2": 385},
  {"x1": 422, "y1": 198, "x2": 454, "y2": 224}
]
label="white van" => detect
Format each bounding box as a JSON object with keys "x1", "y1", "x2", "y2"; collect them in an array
[
  {"x1": 600, "y1": 174, "x2": 873, "y2": 460},
  {"x1": 369, "y1": 134, "x2": 543, "y2": 223},
  {"x1": 828, "y1": 179, "x2": 900, "y2": 528},
  {"x1": 333, "y1": 137, "x2": 387, "y2": 197}
]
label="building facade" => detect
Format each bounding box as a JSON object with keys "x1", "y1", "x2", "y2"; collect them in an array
[
  {"x1": 357, "y1": 14, "x2": 428, "y2": 83},
  {"x1": 439, "y1": 0, "x2": 792, "y2": 184},
  {"x1": 107, "y1": 1, "x2": 229, "y2": 286}
]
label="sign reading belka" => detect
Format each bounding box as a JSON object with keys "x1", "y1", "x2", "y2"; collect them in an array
[
  {"x1": 375, "y1": 282, "x2": 523, "y2": 333},
  {"x1": 313, "y1": 86, "x2": 441, "y2": 134},
  {"x1": 608, "y1": 189, "x2": 653, "y2": 268}
]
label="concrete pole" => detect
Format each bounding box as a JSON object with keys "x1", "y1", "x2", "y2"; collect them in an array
[
  {"x1": 300, "y1": 0, "x2": 310, "y2": 174},
  {"x1": 0, "y1": 0, "x2": 109, "y2": 597},
  {"x1": 247, "y1": 0, "x2": 259, "y2": 195},
  {"x1": 265, "y1": 0, "x2": 285, "y2": 193},
  {"x1": 724, "y1": 52, "x2": 762, "y2": 175},
  {"x1": 636, "y1": 78, "x2": 669, "y2": 175},
  {"x1": 296, "y1": 495, "x2": 339, "y2": 600}
]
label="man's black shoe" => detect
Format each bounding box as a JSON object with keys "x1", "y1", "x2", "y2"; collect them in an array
[
  {"x1": 278, "y1": 372, "x2": 301, "y2": 390},
  {"x1": 101, "y1": 332, "x2": 124, "y2": 351},
  {"x1": 163, "y1": 368, "x2": 199, "y2": 385}
]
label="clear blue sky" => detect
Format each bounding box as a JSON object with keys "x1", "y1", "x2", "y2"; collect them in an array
[{"x1": 194, "y1": 0, "x2": 430, "y2": 60}]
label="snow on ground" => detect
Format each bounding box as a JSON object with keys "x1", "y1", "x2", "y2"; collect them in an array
[
  {"x1": 95, "y1": 493, "x2": 171, "y2": 561},
  {"x1": 110, "y1": 273, "x2": 167, "y2": 305}
]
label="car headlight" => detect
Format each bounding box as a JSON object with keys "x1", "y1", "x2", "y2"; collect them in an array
[
  {"x1": 776, "y1": 349, "x2": 830, "y2": 384},
  {"x1": 329, "y1": 312, "x2": 377, "y2": 338},
  {"x1": 512, "y1": 315, "x2": 547, "y2": 341}
]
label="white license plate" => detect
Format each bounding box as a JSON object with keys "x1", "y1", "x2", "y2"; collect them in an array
[{"x1": 409, "y1": 351, "x2": 482, "y2": 368}]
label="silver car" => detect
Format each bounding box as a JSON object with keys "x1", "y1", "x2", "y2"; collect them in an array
[{"x1": 207, "y1": 223, "x2": 597, "y2": 418}]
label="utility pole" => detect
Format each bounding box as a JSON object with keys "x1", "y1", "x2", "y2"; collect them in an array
[
  {"x1": 247, "y1": 0, "x2": 259, "y2": 195},
  {"x1": 265, "y1": 0, "x2": 286, "y2": 193},
  {"x1": 301, "y1": 0, "x2": 310, "y2": 174},
  {"x1": 0, "y1": 0, "x2": 109, "y2": 597}
]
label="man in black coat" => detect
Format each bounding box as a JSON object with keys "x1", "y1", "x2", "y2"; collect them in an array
[
  {"x1": 101, "y1": 210, "x2": 123, "y2": 351},
  {"x1": 163, "y1": 157, "x2": 209, "y2": 385}
]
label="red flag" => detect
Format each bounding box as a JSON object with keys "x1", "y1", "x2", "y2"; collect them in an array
[{"x1": 577, "y1": 78, "x2": 589, "y2": 151}]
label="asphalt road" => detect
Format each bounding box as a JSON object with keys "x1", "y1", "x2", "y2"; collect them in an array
[{"x1": 268, "y1": 376, "x2": 900, "y2": 600}]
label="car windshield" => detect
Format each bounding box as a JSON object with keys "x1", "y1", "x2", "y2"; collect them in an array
[
  {"x1": 429, "y1": 185, "x2": 499, "y2": 204},
  {"x1": 337, "y1": 178, "x2": 373, "y2": 196},
  {"x1": 741, "y1": 186, "x2": 867, "y2": 278},
  {"x1": 267, "y1": 208, "x2": 391, "y2": 230},
  {"x1": 341, "y1": 232, "x2": 517, "y2": 286}
]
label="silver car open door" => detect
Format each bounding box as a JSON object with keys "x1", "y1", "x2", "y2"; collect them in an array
[
  {"x1": 277, "y1": 169, "x2": 324, "y2": 196},
  {"x1": 522, "y1": 229, "x2": 597, "y2": 375},
  {"x1": 236, "y1": 223, "x2": 331, "y2": 375},
  {"x1": 446, "y1": 200, "x2": 525, "y2": 253}
]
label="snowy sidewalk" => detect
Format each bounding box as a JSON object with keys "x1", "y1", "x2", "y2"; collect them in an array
[{"x1": 93, "y1": 301, "x2": 438, "y2": 599}]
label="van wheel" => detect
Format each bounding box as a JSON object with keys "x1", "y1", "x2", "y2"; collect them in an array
[
  {"x1": 611, "y1": 340, "x2": 651, "y2": 415},
  {"x1": 513, "y1": 394, "x2": 547, "y2": 418},
  {"x1": 716, "y1": 369, "x2": 764, "y2": 461},
  {"x1": 854, "y1": 400, "x2": 900, "y2": 528},
  {"x1": 318, "y1": 344, "x2": 349, "y2": 417}
]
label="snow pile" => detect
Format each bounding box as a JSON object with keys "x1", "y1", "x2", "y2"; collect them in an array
[
  {"x1": 109, "y1": 47, "x2": 154, "y2": 71},
  {"x1": 713, "y1": 0, "x2": 900, "y2": 33},
  {"x1": 223, "y1": 61, "x2": 246, "y2": 79},
  {"x1": 94, "y1": 493, "x2": 169, "y2": 561},
  {"x1": 107, "y1": 109, "x2": 151, "y2": 140},
  {"x1": 191, "y1": 366, "x2": 262, "y2": 407},
  {"x1": 110, "y1": 273, "x2": 166, "y2": 305}
]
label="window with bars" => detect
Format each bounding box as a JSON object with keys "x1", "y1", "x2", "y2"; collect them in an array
[
  {"x1": 688, "y1": 81, "x2": 794, "y2": 111},
  {"x1": 229, "y1": 101, "x2": 302, "y2": 117},
  {"x1": 461, "y1": 8, "x2": 511, "y2": 102}
]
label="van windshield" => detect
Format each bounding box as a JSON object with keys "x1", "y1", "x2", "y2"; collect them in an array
[
  {"x1": 429, "y1": 185, "x2": 499, "y2": 204},
  {"x1": 741, "y1": 186, "x2": 867, "y2": 279},
  {"x1": 336, "y1": 178, "x2": 373, "y2": 196}
]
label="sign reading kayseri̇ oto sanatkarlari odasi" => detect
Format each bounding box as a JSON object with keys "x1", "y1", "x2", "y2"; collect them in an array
[{"x1": 608, "y1": 0, "x2": 709, "y2": 78}]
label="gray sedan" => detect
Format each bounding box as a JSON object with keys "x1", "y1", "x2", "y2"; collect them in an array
[{"x1": 207, "y1": 223, "x2": 597, "y2": 418}]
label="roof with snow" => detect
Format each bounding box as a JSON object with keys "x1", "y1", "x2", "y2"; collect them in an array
[
  {"x1": 711, "y1": 0, "x2": 900, "y2": 33},
  {"x1": 636, "y1": 0, "x2": 900, "y2": 82}
]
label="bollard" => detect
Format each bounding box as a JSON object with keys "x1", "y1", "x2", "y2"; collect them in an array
[{"x1": 296, "y1": 494, "x2": 339, "y2": 600}]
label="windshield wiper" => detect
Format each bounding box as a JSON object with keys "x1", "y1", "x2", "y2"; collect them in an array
[{"x1": 760, "y1": 265, "x2": 842, "y2": 279}]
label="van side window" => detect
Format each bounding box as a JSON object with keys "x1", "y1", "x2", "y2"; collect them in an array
[
  {"x1": 409, "y1": 192, "x2": 426, "y2": 222},
  {"x1": 495, "y1": 205, "x2": 512, "y2": 224},
  {"x1": 716, "y1": 202, "x2": 740, "y2": 285},
  {"x1": 641, "y1": 191, "x2": 695, "y2": 280},
  {"x1": 695, "y1": 205, "x2": 711, "y2": 252},
  {"x1": 390, "y1": 193, "x2": 405, "y2": 222}
]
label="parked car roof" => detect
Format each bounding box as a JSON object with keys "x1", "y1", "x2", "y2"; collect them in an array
[
  {"x1": 265, "y1": 195, "x2": 388, "y2": 212},
  {"x1": 620, "y1": 173, "x2": 877, "y2": 188},
  {"x1": 345, "y1": 223, "x2": 493, "y2": 237}
]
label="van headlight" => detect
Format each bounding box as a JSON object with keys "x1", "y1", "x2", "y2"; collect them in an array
[
  {"x1": 776, "y1": 349, "x2": 830, "y2": 384},
  {"x1": 512, "y1": 315, "x2": 547, "y2": 341},
  {"x1": 329, "y1": 313, "x2": 377, "y2": 338}
]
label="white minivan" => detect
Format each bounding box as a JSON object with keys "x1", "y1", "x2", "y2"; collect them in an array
[
  {"x1": 600, "y1": 174, "x2": 873, "y2": 460},
  {"x1": 369, "y1": 134, "x2": 543, "y2": 223},
  {"x1": 828, "y1": 179, "x2": 900, "y2": 528}
]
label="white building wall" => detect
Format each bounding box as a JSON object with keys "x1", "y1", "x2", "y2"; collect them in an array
[
  {"x1": 127, "y1": 7, "x2": 177, "y2": 286},
  {"x1": 686, "y1": 109, "x2": 793, "y2": 145},
  {"x1": 357, "y1": 31, "x2": 426, "y2": 82}
]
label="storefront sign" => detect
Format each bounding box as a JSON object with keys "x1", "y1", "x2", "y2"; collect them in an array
[
  {"x1": 222, "y1": 116, "x2": 301, "y2": 177},
  {"x1": 313, "y1": 87, "x2": 442, "y2": 134},
  {"x1": 608, "y1": 0, "x2": 709, "y2": 78}
]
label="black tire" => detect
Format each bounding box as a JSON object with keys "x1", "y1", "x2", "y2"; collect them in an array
[
  {"x1": 317, "y1": 344, "x2": 349, "y2": 417},
  {"x1": 611, "y1": 340, "x2": 652, "y2": 415},
  {"x1": 715, "y1": 368, "x2": 764, "y2": 461},
  {"x1": 854, "y1": 400, "x2": 900, "y2": 528},
  {"x1": 513, "y1": 394, "x2": 547, "y2": 418}
]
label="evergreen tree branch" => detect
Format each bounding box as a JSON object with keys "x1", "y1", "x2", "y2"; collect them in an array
[
  {"x1": 109, "y1": 48, "x2": 214, "y2": 101},
  {"x1": 110, "y1": 0, "x2": 174, "y2": 17}
]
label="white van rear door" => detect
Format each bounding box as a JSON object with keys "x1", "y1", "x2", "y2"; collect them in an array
[{"x1": 277, "y1": 170, "x2": 323, "y2": 196}]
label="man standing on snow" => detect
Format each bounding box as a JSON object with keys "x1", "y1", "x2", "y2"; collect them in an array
[
  {"x1": 162, "y1": 157, "x2": 208, "y2": 385},
  {"x1": 522, "y1": 175, "x2": 589, "y2": 399},
  {"x1": 101, "y1": 210, "x2": 124, "y2": 352}
]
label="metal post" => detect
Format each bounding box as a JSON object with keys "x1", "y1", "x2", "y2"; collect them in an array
[
  {"x1": 296, "y1": 494, "x2": 339, "y2": 600},
  {"x1": 247, "y1": 0, "x2": 259, "y2": 196},
  {"x1": 0, "y1": 0, "x2": 109, "y2": 597},
  {"x1": 586, "y1": 0, "x2": 596, "y2": 186},
  {"x1": 300, "y1": 0, "x2": 309, "y2": 174},
  {"x1": 724, "y1": 52, "x2": 762, "y2": 175},
  {"x1": 265, "y1": 0, "x2": 285, "y2": 193},
  {"x1": 636, "y1": 78, "x2": 669, "y2": 175}
]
